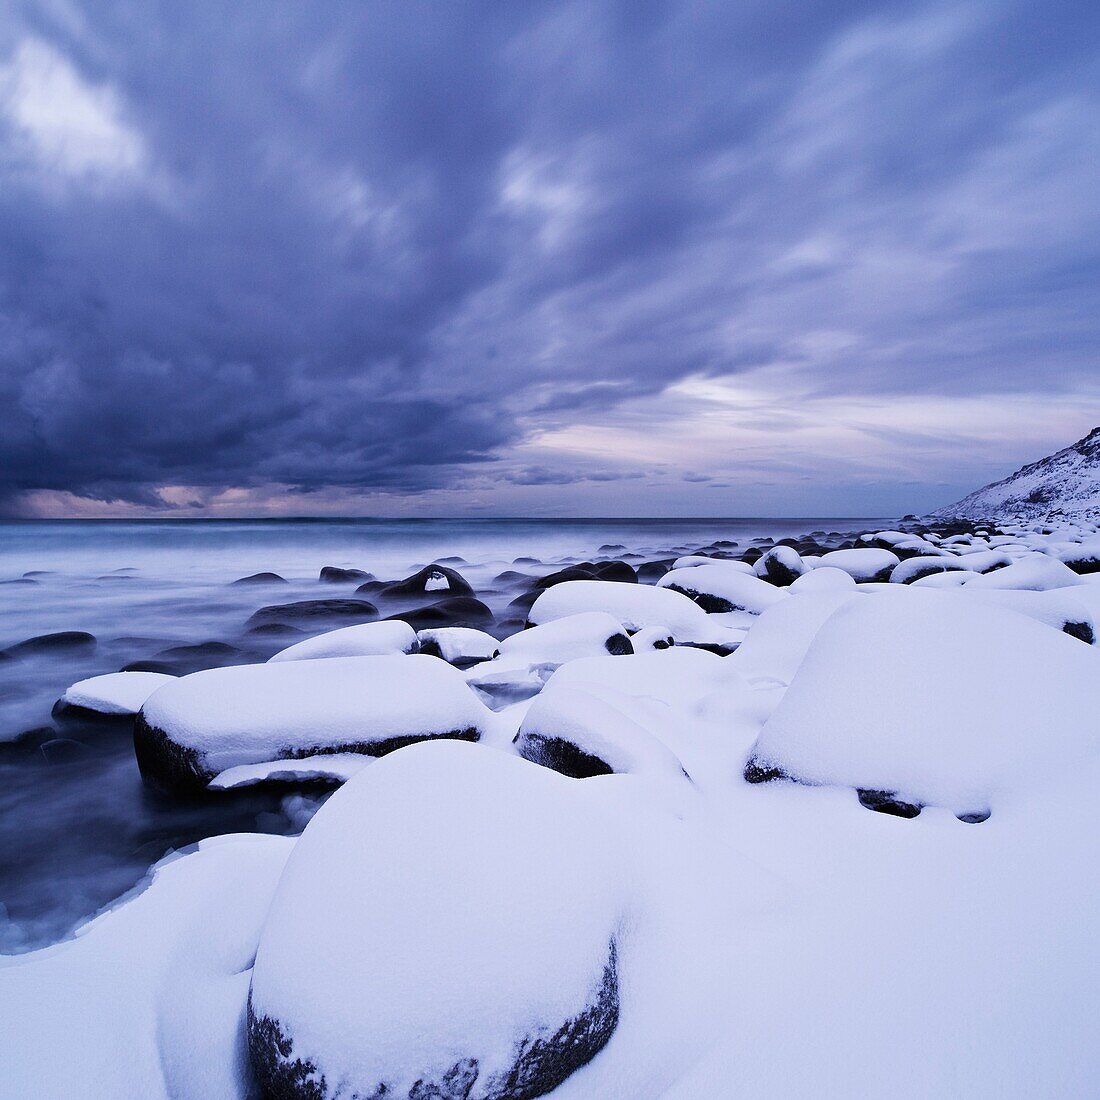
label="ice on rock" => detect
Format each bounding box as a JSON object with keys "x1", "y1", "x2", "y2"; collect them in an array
[
  {"x1": 657, "y1": 563, "x2": 787, "y2": 614},
  {"x1": 135, "y1": 654, "x2": 489, "y2": 794},
  {"x1": 417, "y1": 626, "x2": 500, "y2": 665},
  {"x1": 247, "y1": 741, "x2": 623, "y2": 1100},
  {"x1": 815, "y1": 547, "x2": 900, "y2": 582},
  {"x1": 267, "y1": 620, "x2": 417, "y2": 662},
  {"x1": 745, "y1": 588, "x2": 1100, "y2": 811},
  {"x1": 962, "y1": 552, "x2": 1085, "y2": 591},
  {"x1": 527, "y1": 580, "x2": 716, "y2": 642},
  {"x1": 61, "y1": 670, "x2": 176, "y2": 715},
  {"x1": 515, "y1": 683, "x2": 689, "y2": 781}
]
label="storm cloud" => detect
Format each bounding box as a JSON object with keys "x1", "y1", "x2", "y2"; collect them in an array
[{"x1": 1, "y1": 0, "x2": 1099, "y2": 515}]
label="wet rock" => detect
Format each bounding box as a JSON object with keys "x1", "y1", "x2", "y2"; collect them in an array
[
  {"x1": 381, "y1": 565, "x2": 474, "y2": 599},
  {"x1": 388, "y1": 597, "x2": 494, "y2": 631},
  {"x1": 231, "y1": 572, "x2": 288, "y2": 585},
  {"x1": 3, "y1": 631, "x2": 97, "y2": 659},
  {"x1": 247, "y1": 599, "x2": 379, "y2": 629},
  {"x1": 318, "y1": 566, "x2": 373, "y2": 584}
]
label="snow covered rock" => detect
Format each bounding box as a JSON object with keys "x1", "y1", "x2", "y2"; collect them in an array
[
  {"x1": 958, "y1": 588, "x2": 1095, "y2": 644},
  {"x1": 515, "y1": 684, "x2": 688, "y2": 781},
  {"x1": 753, "y1": 545, "x2": 807, "y2": 586},
  {"x1": 527, "y1": 580, "x2": 712, "y2": 641},
  {"x1": 962, "y1": 553, "x2": 1085, "y2": 591},
  {"x1": 135, "y1": 655, "x2": 488, "y2": 794},
  {"x1": 496, "y1": 612, "x2": 632, "y2": 666},
  {"x1": 788, "y1": 566, "x2": 857, "y2": 593},
  {"x1": 417, "y1": 627, "x2": 499, "y2": 666},
  {"x1": 247, "y1": 741, "x2": 622, "y2": 1100},
  {"x1": 208, "y1": 754, "x2": 373, "y2": 790},
  {"x1": 745, "y1": 589, "x2": 1100, "y2": 813},
  {"x1": 816, "y1": 548, "x2": 900, "y2": 582},
  {"x1": 888, "y1": 555, "x2": 971, "y2": 584},
  {"x1": 1059, "y1": 537, "x2": 1100, "y2": 574},
  {"x1": 267, "y1": 620, "x2": 417, "y2": 662},
  {"x1": 657, "y1": 563, "x2": 787, "y2": 614},
  {"x1": 60, "y1": 671, "x2": 176, "y2": 715},
  {"x1": 672, "y1": 555, "x2": 754, "y2": 573}
]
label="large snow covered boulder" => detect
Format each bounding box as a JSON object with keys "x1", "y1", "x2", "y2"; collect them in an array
[
  {"x1": 495, "y1": 611, "x2": 632, "y2": 667},
  {"x1": 417, "y1": 627, "x2": 500, "y2": 667},
  {"x1": 527, "y1": 580, "x2": 713, "y2": 641},
  {"x1": 753, "y1": 546, "x2": 807, "y2": 586},
  {"x1": 135, "y1": 654, "x2": 488, "y2": 795},
  {"x1": 657, "y1": 563, "x2": 787, "y2": 614},
  {"x1": 247, "y1": 741, "x2": 623, "y2": 1100},
  {"x1": 788, "y1": 566, "x2": 857, "y2": 593},
  {"x1": 888, "y1": 555, "x2": 971, "y2": 584},
  {"x1": 962, "y1": 553, "x2": 1085, "y2": 591},
  {"x1": 816, "y1": 548, "x2": 900, "y2": 582},
  {"x1": 744, "y1": 589, "x2": 1100, "y2": 813},
  {"x1": 60, "y1": 671, "x2": 176, "y2": 715},
  {"x1": 267, "y1": 620, "x2": 417, "y2": 662}
]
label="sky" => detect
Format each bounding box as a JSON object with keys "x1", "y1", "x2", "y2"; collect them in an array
[{"x1": 1, "y1": 0, "x2": 1099, "y2": 519}]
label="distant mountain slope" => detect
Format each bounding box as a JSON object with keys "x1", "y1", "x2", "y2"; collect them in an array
[{"x1": 931, "y1": 427, "x2": 1100, "y2": 523}]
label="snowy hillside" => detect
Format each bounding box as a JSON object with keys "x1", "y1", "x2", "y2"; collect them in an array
[{"x1": 932, "y1": 427, "x2": 1100, "y2": 523}]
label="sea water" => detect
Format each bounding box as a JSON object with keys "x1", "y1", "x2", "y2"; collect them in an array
[{"x1": 0, "y1": 517, "x2": 888, "y2": 951}]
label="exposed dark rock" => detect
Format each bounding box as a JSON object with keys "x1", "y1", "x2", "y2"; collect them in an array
[
  {"x1": 318, "y1": 566, "x2": 373, "y2": 584},
  {"x1": 604, "y1": 632, "x2": 633, "y2": 655},
  {"x1": 743, "y1": 757, "x2": 790, "y2": 784},
  {"x1": 388, "y1": 597, "x2": 494, "y2": 631},
  {"x1": 1063, "y1": 620, "x2": 1096, "y2": 644},
  {"x1": 381, "y1": 565, "x2": 474, "y2": 599},
  {"x1": 246, "y1": 623, "x2": 308, "y2": 637},
  {"x1": 515, "y1": 732, "x2": 614, "y2": 779},
  {"x1": 3, "y1": 631, "x2": 96, "y2": 658},
  {"x1": 597, "y1": 543, "x2": 627, "y2": 553},
  {"x1": 636, "y1": 559, "x2": 675, "y2": 583},
  {"x1": 532, "y1": 566, "x2": 597, "y2": 590},
  {"x1": 232, "y1": 572, "x2": 288, "y2": 585},
  {"x1": 857, "y1": 789, "x2": 922, "y2": 819},
  {"x1": 248, "y1": 599, "x2": 379, "y2": 628},
  {"x1": 592, "y1": 560, "x2": 637, "y2": 583},
  {"x1": 957, "y1": 809, "x2": 991, "y2": 824}
]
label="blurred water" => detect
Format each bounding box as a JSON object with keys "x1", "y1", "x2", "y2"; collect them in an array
[{"x1": 0, "y1": 516, "x2": 887, "y2": 951}]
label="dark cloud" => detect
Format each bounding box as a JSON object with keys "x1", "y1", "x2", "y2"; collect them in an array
[{"x1": 1, "y1": 0, "x2": 1098, "y2": 512}]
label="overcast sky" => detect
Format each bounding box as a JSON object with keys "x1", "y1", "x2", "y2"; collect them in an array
[{"x1": 2, "y1": 0, "x2": 1099, "y2": 518}]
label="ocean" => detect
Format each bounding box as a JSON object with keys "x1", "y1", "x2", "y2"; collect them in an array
[{"x1": 0, "y1": 516, "x2": 889, "y2": 951}]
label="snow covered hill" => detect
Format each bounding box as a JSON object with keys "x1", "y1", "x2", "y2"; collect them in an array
[{"x1": 932, "y1": 427, "x2": 1100, "y2": 523}]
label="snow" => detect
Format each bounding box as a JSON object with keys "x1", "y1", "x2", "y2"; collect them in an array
[
  {"x1": 139, "y1": 654, "x2": 489, "y2": 780},
  {"x1": 248, "y1": 741, "x2": 627, "y2": 1098},
  {"x1": 962, "y1": 552, "x2": 1085, "y2": 591},
  {"x1": 0, "y1": 834, "x2": 294, "y2": 1099},
  {"x1": 657, "y1": 563, "x2": 787, "y2": 614},
  {"x1": 932, "y1": 426, "x2": 1100, "y2": 523},
  {"x1": 527, "y1": 579, "x2": 716, "y2": 641},
  {"x1": 815, "y1": 547, "x2": 900, "y2": 581},
  {"x1": 416, "y1": 626, "x2": 499, "y2": 664},
  {"x1": 747, "y1": 588, "x2": 1100, "y2": 810},
  {"x1": 61, "y1": 670, "x2": 176, "y2": 714},
  {"x1": 516, "y1": 683, "x2": 689, "y2": 781},
  {"x1": 671, "y1": 555, "x2": 754, "y2": 572},
  {"x1": 208, "y1": 754, "x2": 373, "y2": 789},
  {"x1": 888, "y1": 554, "x2": 968, "y2": 584},
  {"x1": 266, "y1": 619, "x2": 417, "y2": 662},
  {"x1": 787, "y1": 565, "x2": 856, "y2": 593}
]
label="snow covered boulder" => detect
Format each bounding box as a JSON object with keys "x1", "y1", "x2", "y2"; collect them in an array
[
  {"x1": 788, "y1": 566, "x2": 857, "y2": 593},
  {"x1": 527, "y1": 580, "x2": 712, "y2": 641},
  {"x1": 515, "y1": 684, "x2": 687, "y2": 781},
  {"x1": 889, "y1": 555, "x2": 972, "y2": 584},
  {"x1": 816, "y1": 548, "x2": 900, "y2": 583},
  {"x1": 744, "y1": 590, "x2": 1100, "y2": 815},
  {"x1": 247, "y1": 741, "x2": 623, "y2": 1100},
  {"x1": 1059, "y1": 538, "x2": 1100, "y2": 574},
  {"x1": 753, "y1": 546, "x2": 807, "y2": 587},
  {"x1": 267, "y1": 620, "x2": 417, "y2": 662},
  {"x1": 658, "y1": 562, "x2": 787, "y2": 614},
  {"x1": 496, "y1": 611, "x2": 632, "y2": 666},
  {"x1": 417, "y1": 627, "x2": 500, "y2": 667},
  {"x1": 959, "y1": 588, "x2": 1096, "y2": 644},
  {"x1": 963, "y1": 553, "x2": 1085, "y2": 592},
  {"x1": 60, "y1": 671, "x2": 176, "y2": 715},
  {"x1": 672, "y1": 555, "x2": 754, "y2": 573},
  {"x1": 135, "y1": 654, "x2": 488, "y2": 795}
]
